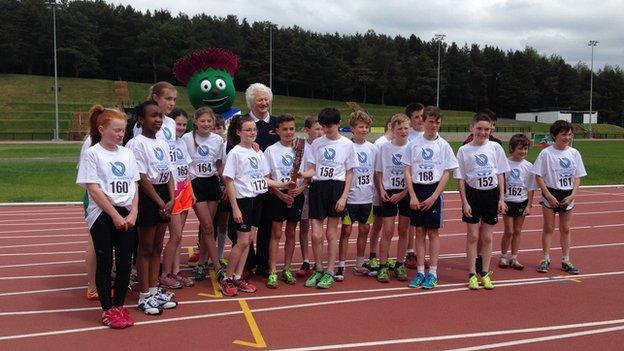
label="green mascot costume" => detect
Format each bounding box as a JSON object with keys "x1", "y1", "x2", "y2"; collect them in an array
[{"x1": 173, "y1": 48, "x2": 241, "y2": 121}]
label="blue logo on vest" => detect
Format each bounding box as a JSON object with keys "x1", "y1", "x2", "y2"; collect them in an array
[
  {"x1": 422, "y1": 148, "x2": 434, "y2": 160},
  {"x1": 154, "y1": 147, "x2": 165, "y2": 161},
  {"x1": 110, "y1": 162, "x2": 126, "y2": 177},
  {"x1": 559, "y1": 157, "x2": 571, "y2": 169},
  {"x1": 475, "y1": 154, "x2": 488, "y2": 167},
  {"x1": 510, "y1": 168, "x2": 520, "y2": 179},
  {"x1": 175, "y1": 149, "x2": 184, "y2": 160},
  {"x1": 357, "y1": 152, "x2": 367, "y2": 164},
  {"x1": 163, "y1": 127, "x2": 172, "y2": 140},
  {"x1": 392, "y1": 153, "x2": 403, "y2": 166},
  {"x1": 249, "y1": 157, "x2": 259, "y2": 169},
  {"x1": 324, "y1": 148, "x2": 336, "y2": 160},
  {"x1": 282, "y1": 155, "x2": 294, "y2": 166},
  {"x1": 198, "y1": 145, "x2": 209, "y2": 157}
]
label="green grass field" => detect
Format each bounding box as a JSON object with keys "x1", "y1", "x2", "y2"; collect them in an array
[
  {"x1": 3, "y1": 74, "x2": 622, "y2": 140},
  {"x1": 1, "y1": 140, "x2": 622, "y2": 202}
]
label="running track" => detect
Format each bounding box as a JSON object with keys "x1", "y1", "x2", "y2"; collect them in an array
[{"x1": 1, "y1": 186, "x2": 623, "y2": 350}]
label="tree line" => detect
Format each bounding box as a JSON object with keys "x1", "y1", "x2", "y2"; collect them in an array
[{"x1": 1, "y1": 0, "x2": 623, "y2": 124}]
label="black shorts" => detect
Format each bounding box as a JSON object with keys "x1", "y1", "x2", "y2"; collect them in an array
[
  {"x1": 462, "y1": 186, "x2": 499, "y2": 225},
  {"x1": 410, "y1": 183, "x2": 443, "y2": 228},
  {"x1": 344, "y1": 203, "x2": 373, "y2": 225},
  {"x1": 373, "y1": 205, "x2": 382, "y2": 217},
  {"x1": 233, "y1": 196, "x2": 264, "y2": 232},
  {"x1": 137, "y1": 183, "x2": 171, "y2": 227},
  {"x1": 380, "y1": 189, "x2": 411, "y2": 217},
  {"x1": 542, "y1": 187, "x2": 574, "y2": 213},
  {"x1": 308, "y1": 180, "x2": 347, "y2": 220},
  {"x1": 217, "y1": 199, "x2": 232, "y2": 213},
  {"x1": 505, "y1": 200, "x2": 528, "y2": 217},
  {"x1": 269, "y1": 191, "x2": 305, "y2": 223},
  {"x1": 192, "y1": 176, "x2": 222, "y2": 203}
]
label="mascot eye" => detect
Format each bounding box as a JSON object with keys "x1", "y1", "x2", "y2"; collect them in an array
[
  {"x1": 200, "y1": 80, "x2": 212, "y2": 92},
  {"x1": 215, "y1": 78, "x2": 227, "y2": 90}
]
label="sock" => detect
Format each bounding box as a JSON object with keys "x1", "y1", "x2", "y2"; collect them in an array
[
  {"x1": 510, "y1": 254, "x2": 518, "y2": 260},
  {"x1": 501, "y1": 252, "x2": 509, "y2": 259},
  {"x1": 417, "y1": 265, "x2": 425, "y2": 275},
  {"x1": 148, "y1": 287, "x2": 157, "y2": 295},
  {"x1": 356, "y1": 256, "x2": 365, "y2": 268},
  {"x1": 406, "y1": 249, "x2": 414, "y2": 254},
  {"x1": 338, "y1": 260, "x2": 346, "y2": 268},
  {"x1": 316, "y1": 266, "x2": 324, "y2": 273},
  {"x1": 234, "y1": 274, "x2": 241, "y2": 280},
  {"x1": 429, "y1": 266, "x2": 437, "y2": 277},
  {"x1": 544, "y1": 253, "x2": 550, "y2": 261},
  {"x1": 139, "y1": 291, "x2": 151, "y2": 299},
  {"x1": 562, "y1": 255, "x2": 570, "y2": 263},
  {"x1": 324, "y1": 270, "x2": 334, "y2": 276},
  {"x1": 304, "y1": 259, "x2": 310, "y2": 263},
  {"x1": 217, "y1": 232, "x2": 227, "y2": 258},
  {"x1": 369, "y1": 252, "x2": 377, "y2": 260}
]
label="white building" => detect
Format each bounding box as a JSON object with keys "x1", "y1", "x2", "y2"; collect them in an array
[{"x1": 516, "y1": 110, "x2": 597, "y2": 124}]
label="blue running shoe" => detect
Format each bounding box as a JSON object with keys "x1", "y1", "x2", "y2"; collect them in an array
[
  {"x1": 408, "y1": 272, "x2": 425, "y2": 288},
  {"x1": 421, "y1": 273, "x2": 438, "y2": 289}
]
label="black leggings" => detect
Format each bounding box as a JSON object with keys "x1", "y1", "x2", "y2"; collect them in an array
[{"x1": 90, "y1": 207, "x2": 136, "y2": 311}]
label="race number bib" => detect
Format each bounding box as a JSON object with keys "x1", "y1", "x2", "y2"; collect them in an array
[
  {"x1": 477, "y1": 176, "x2": 494, "y2": 189},
  {"x1": 251, "y1": 178, "x2": 267, "y2": 192},
  {"x1": 416, "y1": 170, "x2": 434, "y2": 183},
  {"x1": 506, "y1": 185, "x2": 522, "y2": 197},
  {"x1": 357, "y1": 174, "x2": 371, "y2": 185},
  {"x1": 177, "y1": 165, "x2": 189, "y2": 178},
  {"x1": 391, "y1": 177, "x2": 405, "y2": 188},
  {"x1": 158, "y1": 172, "x2": 170, "y2": 184},
  {"x1": 109, "y1": 181, "x2": 129, "y2": 194},
  {"x1": 319, "y1": 166, "x2": 335, "y2": 178},
  {"x1": 196, "y1": 162, "x2": 212, "y2": 174}
]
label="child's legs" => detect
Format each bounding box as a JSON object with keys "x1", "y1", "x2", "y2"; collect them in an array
[
  {"x1": 510, "y1": 216, "x2": 526, "y2": 256},
  {"x1": 395, "y1": 215, "x2": 410, "y2": 263},
  {"x1": 466, "y1": 223, "x2": 479, "y2": 274},
  {"x1": 86, "y1": 235, "x2": 97, "y2": 290},
  {"x1": 269, "y1": 221, "x2": 284, "y2": 272},
  {"x1": 379, "y1": 217, "x2": 395, "y2": 264},
  {"x1": 478, "y1": 223, "x2": 495, "y2": 272},
  {"x1": 236, "y1": 230, "x2": 256, "y2": 276},
  {"x1": 559, "y1": 210, "x2": 573, "y2": 258},
  {"x1": 227, "y1": 231, "x2": 252, "y2": 277},
  {"x1": 89, "y1": 216, "x2": 114, "y2": 310},
  {"x1": 407, "y1": 225, "x2": 415, "y2": 251},
  {"x1": 112, "y1": 226, "x2": 135, "y2": 307},
  {"x1": 370, "y1": 215, "x2": 382, "y2": 255},
  {"x1": 501, "y1": 215, "x2": 513, "y2": 255},
  {"x1": 194, "y1": 201, "x2": 220, "y2": 269},
  {"x1": 137, "y1": 226, "x2": 157, "y2": 293},
  {"x1": 173, "y1": 211, "x2": 189, "y2": 274},
  {"x1": 339, "y1": 223, "x2": 352, "y2": 262},
  {"x1": 216, "y1": 211, "x2": 229, "y2": 258},
  {"x1": 427, "y1": 228, "x2": 440, "y2": 267},
  {"x1": 311, "y1": 219, "x2": 325, "y2": 269},
  {"x1": 356, "y1": 223, "x2": 371, "y2": 258},
  {"x1": 299, "y1": 219, "x2": 310, "y2": 261},
  {"x1": 284, "y1": 221, "x2": 298, "y2": 270},
  {"x1": 149, "y1": 224, "x2": 167, "y2": 288},
  {"x1": 415, "y1": 226, "x2": 426, "y2": 266},
  {"x1": 162, "y1": 214, "x2": 183, "y2": 276},
  {"x1": 541, "y1": 206, "x2": 556, "y2": 256},
  {"x1": 325, "y1": 217, "x2": 340, "y2": 272}
]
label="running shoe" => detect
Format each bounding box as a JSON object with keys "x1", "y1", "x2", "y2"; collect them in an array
[
  {"x1": 241, "y1": 269, "x2": 253, "y2": 281},
  {"x1": 562, "y1": 261, "x2": 580, "y2": 275},
  {"x1": 509, "y1": 258, "x2": 524, "y2": 271},
  {"x1": 102, "y1": 307, "x2": 127, "y2": 329},
  {"x1": 365, "y1": 257, "x2": 380, "y2": 277},
  {"x1": 233, "y1": 279, "x2": 257, "y2": 293},
  {"x1": 86, "y1": 287, "x2": 99, "y2": 301},
  {"x1": 187, "y1": 248, "x2": 200, "y2": 267},
  {"x1": 117, "y1": 306, "x2": 134, "y2": 327},
  {"x1": 352, "y1": 265, "x2": 369, "y2": 275},
  {"x1": 305, "y1": 271, "x2": 324, "y2": 287},
  {"x1": 498, "y1": 256, "x2": 509, "y2": 268},
  {"x1": 194, "y1": 264, "x2": 206, "y2": 281},
  {"x1": 295, "y1": 261, "x2": 311, "y2": 277},
  {"x1": 421, "y1": 273, "x2": 437, "y2": 289},
  {"x1": 220, "y1": 278, "x2": 238, "y2": 297},
  {"x1": 537, "y1": 259, "x2": 551, "y2": 273},
  {"x1": 155, "y1": 288, "x2": 178, "y2": 309},
  {"x1": 219, "y1": 258, "x2": 229, "y2": 268},
  {"x1": 377, "y1": 266, "x2": 390, "y2": 283},
  {"x1": 386, "y1": 258, "x2": 396, "y2": 269},
  {"x1": 481, "y1": 272, "x2": 494, "y2": 290},
  {"x1": 159, "y1": 274, "x2": 183, "y2": 289},
  {"x1": 282, "y1": 269, "x2": 296, "y2": 285},
  {"x1": 138, "y1": 294, "x2": 163, "y2": 315},
  {"x1": 316, "y1": 273, "x2": 334, "y2": 289},
  {"x1": 408, "y1": 273, "x2": 426, "y2": 288},
  {"x1": 394, "y1": 264, "x2": 408, "y2": 281},
  {"x1": 405, "y1": 253, "x2": 417, "y2": 269},
  {"x1": 468, "y1": 274, "x2": 479, "y2": 290},
  {"x1": 266, "y1": 272, "x2": 279, "y2": 289},
  {"x1": 175, "y1": 272, "x2": 195, "y2": 287},
  {"x1": 334, "y1": 267, "x2": 345, "y2": 282}
]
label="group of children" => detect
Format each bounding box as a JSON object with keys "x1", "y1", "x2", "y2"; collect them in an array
[{"x1": 77, "y1": 83, "x2": 587, "y2": 329}]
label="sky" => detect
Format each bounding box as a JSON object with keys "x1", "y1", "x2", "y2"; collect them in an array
[{"x1": 107, "y1": 0, "x2": 623, "y2": 70}]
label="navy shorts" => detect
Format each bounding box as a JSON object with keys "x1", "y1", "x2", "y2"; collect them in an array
[
  {"x1": 269, "y1": 191, "x2": 305, "y2": 223},
  {"x1": 380, "y1": 189, "x2": 411, "y2": 217},
  {"x1": 410, "y1": 183, "x2": 443, "y2": 228},
  {"x1": 309, "y1": 180, "x2": 347, "y2": 220},
  {"x1": 192, "y1": 176, "x2": 222, "y2": 203},
  {"x1": 462, "y1": 186, "x2": 499, "y2": 225}
]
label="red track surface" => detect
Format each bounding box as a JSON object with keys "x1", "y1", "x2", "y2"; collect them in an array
[{"x1": 1, "y1": 186, "x2": 623, "y2": 350}]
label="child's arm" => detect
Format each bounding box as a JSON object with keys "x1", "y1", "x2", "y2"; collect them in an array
[
  {"x1": 124, "y1": 184, "x2": 139, "y2": 228},
  {"x1": 421, "y1": 170, "x2": 450, "y2": 211},
  {"x1": 458, "y1": 179, "x2": 472, "y2": 217},
  {"x1": 389, "y1": 188, "x2": 409, "y2": 204},
  {"x1": 404, "y1": 166, "x2": 420, "y2": 210},
  {"x1": 225, "y1": 177, "x2": 242, "y2": 223},
  {"x1": 288, "y1": 177, "x2": 310, "y2": 198},
  {"x1": 524, "y1": 189, "x2": 535, "y2": 216},
  {"x1": 375, "y1": 171, "x2": 389, "y2": 202},
  {"x1": 86, "y1": 183, "x2": 127, "y2": 230},
  {"x1": 335, "y1": 168, "x2": 353, "y2": 212},
  {"x1": 161, "y1": 175, "x2": 175, "y2": 218},
  {"x1": 535, "y1": 175, "x2": 558, "y2": 207},
  {"x1": 299, "y1": 165, "x2": 316, "y2": 179},
  {"x1": 270, "y1": 182, "x2": 294, "y2": 206},
  {"x1": 560, "y1": 177, "x2": 581, "y2": 206},
  {"x1": 497, "y1": 173, "x2": 507, "y2": 214}
]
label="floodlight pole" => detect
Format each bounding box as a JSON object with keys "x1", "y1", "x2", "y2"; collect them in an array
[
  {"x1": 46, "y1": 0, "x2": 61, "y2": 140},
  {"x1": 269, "y1": 23, "x2": 273, "y2": 114},
  {"x1": 588, "y1": 40, "x2": 598, "y2": 139},
  {"x1": 434, "y1": 34, "x2": 446, "y2": 107}
]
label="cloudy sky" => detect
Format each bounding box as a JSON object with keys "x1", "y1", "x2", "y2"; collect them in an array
[{"x1": 108, "y1": 0, "x2": 622, "y2": 69}]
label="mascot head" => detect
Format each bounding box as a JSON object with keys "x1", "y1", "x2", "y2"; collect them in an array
[{"x1": 173, "y1": 48, "x2": 239, "y2": 114}]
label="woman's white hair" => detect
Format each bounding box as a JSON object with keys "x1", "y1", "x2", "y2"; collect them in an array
[{"x1": 245, "y1": 83, "x2": 273, "y2": 110}]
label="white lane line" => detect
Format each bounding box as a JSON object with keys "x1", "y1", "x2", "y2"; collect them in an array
[
  {"x1": 0, "y1": 273, "x2": 85, "y2": 281},
  {"x1": 0, "y1": 260, "x2": 83, "y2": 269},
  {"x1": 0, "y1": 250, "x2": 84, "y2": 257},
  {"x1": 0, "y1": 286, "x2": 85, "y2": 297},
  {"x1": 0, "y1": 271, "x2": 623, "y2": 341},
  {"x1": 0, "y1": 241, "x2": 87, "y2": 249}
]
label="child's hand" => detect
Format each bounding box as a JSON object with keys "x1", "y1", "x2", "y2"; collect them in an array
[
  {"x1": 389, "y1": 192, "x2": 404, "y2": 204},
  {"x1": 462, "y1": 203, "x2": 473, "y2": 217},
  {"x1": 288, "y1": 185, "x2": 304, "y2": 197},
  {"x1": 523, "y1": 204, "x2": 532, "y2": 216},
  {"x1": 546, "y1": 194, "x2": 558, "y2": 207},
  {"x1": 279, "y1": 192, "x2": 294, "y2": 206},
  {"x1": 560, "y1": 195, "x2": 574, "y2": 206},
  {"x1": 232, "y1": 208, "x2": 243, "y2": 223},
  {"x1": 409, "y1": 196, "x2": 420, "y2": 210},
  {"x1": 335, "y1": 197, "x2": 346, "y2": 212},
  {"x1": 498, "y1": 200, "x2": 507, "y2": 214},
  {"x1": 381, "y1": 191, "x2": 390, "y2": 203},
  {"x1": 113, "y1": 214, "x2": 127, "y2": 230},
  {"x1": 125, "y1": 212, "x2": 137, "y2": 229},
  {"x1": 419, "y1": 196, "x2": 436, "y2": 211},
  {"x1": 252, "y1": 142, "x2": 260, "y2": 152}
]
